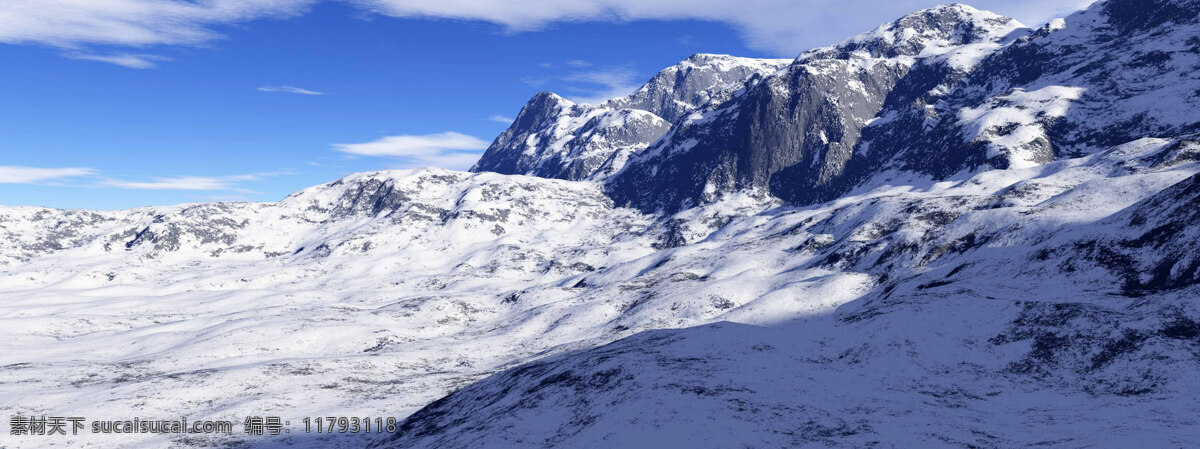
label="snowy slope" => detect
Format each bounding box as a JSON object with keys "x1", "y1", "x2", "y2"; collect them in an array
[
  {"x1": 4, "y1": 138, "x2": 1199, "y2": 449},
  {"x1": 0, "y1": 170, "x2": 661, "y2": 448},
  {"x1": 373, "y1": 138, "x2": 1200, "y2": 449},
  {"x1": 606, "y1": 4, "x2": 1030, "y2": 212},
  {"x1": 607, "y1": 0, "x2": 1200, "y2": 212}
]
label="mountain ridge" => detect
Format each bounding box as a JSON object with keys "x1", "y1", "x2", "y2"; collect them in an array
[{"x1": 470, "y1": 54, "x2": 790, "y2": 181}]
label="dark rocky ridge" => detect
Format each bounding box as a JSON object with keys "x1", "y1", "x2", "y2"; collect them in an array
[
  {"x1": 471, "y1": 55, "x2": 789, "y2": 181},
  {"x1": 606, "y1": 4, "x2": 1029, "y2": 212},
  {"x1": 606, "y1": 53, "x2": 791, "y2": 123},
  {"x1": 605, "y1": 0, "x2": 1200, "y2": 212}
]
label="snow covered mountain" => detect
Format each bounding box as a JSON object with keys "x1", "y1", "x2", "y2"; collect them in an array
[
  {"x1": 605, "y1": 4, "x2": 1029, "y2": 212},
  {"x1": 372, "y1": 135, "x2": 1200, "y2": 449},
  {"x1": 470, "y1": 54, "x2": 789, "y2": 181},
  {"x1": 1, "y1": 169, "x2": 665, "y2": 448},
  {"x1": 370, "y1": 0, "x2": 1200, "y2": 447},
  {"x1": 606, "y1": 1, "x2": 1199, "y2": 212},
  {"x1": 2, "y1": 1, "x2": 1199, "y2": 448}
]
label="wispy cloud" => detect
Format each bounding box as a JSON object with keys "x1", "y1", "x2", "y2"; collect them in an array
[
  {"x1": 65, "y1": 52, "x2": 170, "y2": 69},
  {"x1": 409, "y1": 152, "x2": 487, "y2": 170},
  {"x1": 0, "y1": 0, "x2": 315, "y2": 48},
  {"x1": 258, "y1": 85, "x2": 324, "y2": 95},
  {"x1": 521, "y1": 64, "x2": 643, "y2": 105},
  {"x1": 103, "y1": 176, "x2": 234, "y2": 190},
  {"x1": 355, "y1": 0, "x2": 1090, "y2": 55},
  {"x1": 0, "y1": 166, "x2": 95, "y2": 184},
  {"x1": 561, "y1": 67, "x2": 642, "y2": 104},
  {"x1": 565, "y1": 59, "x2": 591, "y2": 68},
  {"x1": 189, "y1": 194, "x2": 256, "y2": 202},
  {"x1": 519, "y1": 76, "x2": 549, "y2": 87},
  {"x1": 487, "y1": 115, "x2": 514, "y2": 123},
  {"x1": 0, "y1": 165, "x2": 294, "y2": 192},
  {"x1": 101, "y1": 171, "x2": 294, "y2": 191},
  {"x1": 333, "y1": 132, "x2": 489, "y2": 170},
  {"x1": 0, "y1": 1, "x2": 1090, "y2": 62}
]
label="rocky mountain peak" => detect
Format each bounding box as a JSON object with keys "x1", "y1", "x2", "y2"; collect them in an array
[
  {"x1": 508, "y1": 91, "x2": 575, "y2": 131},
  {"x1": 802, "y1": 3, "x2": 1024, "y2": 60},
  {"x1": 471, "y1": 54, "x2": 788, "y2": 182},
  {"x1": 607, "y1": 53, "x2": 789, "y2": 123}
]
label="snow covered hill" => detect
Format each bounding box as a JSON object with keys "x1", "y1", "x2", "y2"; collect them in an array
[
  {"x1": 372, "y1": 139, "x2": 1200, "y2": 449},
  {"x1": 5, "y1": 138, "x2": 1199, "y2": 448},
  {"x1": 0, "y1": 170, "x2": 661, "y2": 448},
  {"x1": 2, "y1": 1, "x2": 1199, "y2": 448}
]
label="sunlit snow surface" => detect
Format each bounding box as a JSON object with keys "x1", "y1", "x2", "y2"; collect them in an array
[
  {"x1": 3, "y1": 136, "x2": 1200, "y2": 448},
  {"x1": 4, "y1": 0, "x2": 1200, "y2": 446},
  {"x1": 369, "y1": 138, "x2": 1200, "y2": 448}
]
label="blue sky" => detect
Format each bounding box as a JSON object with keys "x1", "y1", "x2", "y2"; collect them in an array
[{"x1": 0, "y1": 0, "x2": 1091, "y2": 209}]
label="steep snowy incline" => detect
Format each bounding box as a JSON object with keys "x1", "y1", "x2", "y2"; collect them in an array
[
  {"x1": 874, "y1": 0, "x2": 1200, "y2": 179},
  {"x1": 467, "y1": 93, "x2": 671, "y2": 181},
  {"x1": 372, "y1": 303, "x2": 1200, "y2": 449},
  {"x1": 3, "y1": 138, "x2": 1198, "y2": 449},
  {"x1": 800, "y1": 2, "x2": 1024, "y2": 63},
  {"x1": 373, "y1": 135, "x2": 1200, "y2": 449},
  {"x1": 470, "y1": 55, "x2": 789, "y2": 181},
  {"x1": 606, "y1": 4, "x2": 1029, "y2": 212},
  {"x1": 607, "y1": 0, "x2": 1199, "y2": 213},
  {"x1": 607, "y1": 54, "x2": 793, "y2": 124}
]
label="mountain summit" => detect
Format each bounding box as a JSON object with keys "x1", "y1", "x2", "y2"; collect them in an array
[
  {"x1": 602, "y1": 0, "x2": 1198, "y2": 212},
  {"x1": 470, "y1": 54, "x2": 789, "y2": 181}
]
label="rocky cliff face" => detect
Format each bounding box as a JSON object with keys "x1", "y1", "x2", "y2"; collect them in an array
[
  {"x1": 606, "y1": 1, "x2": 1199, "y2": 212},
  {"x1": 470, "y1": 55, "x2": 789, "y2": 181},
  {"x1": 371, "y1": 137, "x2": 1200, "y2": 449},
  {"x1": 606, "y1": 4, "x2": 1029, "y2": 211},
  {"x1": 468, "y1": 92, "x2": 671, "y2": 181},
  {"x1": 606, "y1": 54, "x2": 792, "y2": 123}
]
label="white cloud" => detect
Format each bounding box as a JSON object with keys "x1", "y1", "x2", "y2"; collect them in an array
[
  {"x1": 101, "y1": 171, "x2": 294, "y2": 190},
  {"x1": 333, "y1": 132, "x2": 490, "y2": 170},
  {"x1": 355, "y1": 0, "x2": 1096, "y2": 55},
  {"x1": 519, "y1": 76, "x2": 550, "y2": 87},
  {"x1": 0, "y1": 1, "x2": 1095, "y2": 60},
  {"x1": 0, "y1": 166, "x2": 95, "y2": 184},
  {"x1": 487, "y1": 115, "x2": 515, "y2": 123},
  {"x1": 561, "y1": 67, "x2": 642, "y2": 104},
  {"x1": 103, "y1": 176, "x2": 233, "y2": 190},
  {"x1": 258, "y1": 85, "x2": 324, "y2": 95},
  {"x1": 0, "y1": 165, "x2": 294, "y2": 191},
  {"x1": 565, "y1": 59, "x2": 591, "y2": 68},
  {"x1": 65, "y1": 52, "x2": 169, "y2": 68},
  {"x1": 522, "y1": 65, "x2": 642, "y2": 104},
  {"x1": 333, "y1": 132, "x2": 488, "y2": 157},
  {"x1": 0, "y1": 0, "x2": 314, "y2": 48},
  {"x1": 414, "y1": 152, "x2": 488, "y2": 170}
]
